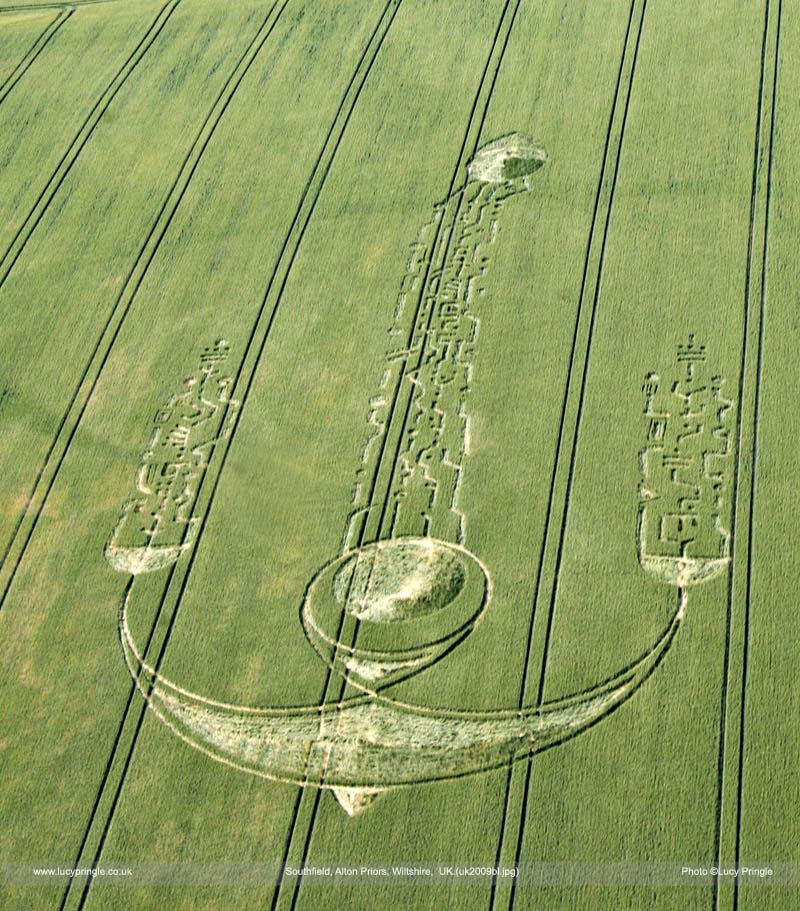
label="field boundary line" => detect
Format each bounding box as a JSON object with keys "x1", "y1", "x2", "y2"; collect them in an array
[
  {"x1": 483, "y1": 2, "x2": 649, "y2": 909},
  {"x1": 713, "y1": 2, "x2": 782, "y2": 910},
  {"x1": 0, "y1": 5, "x2": 72, "y2": 107},
  {"x1": 57, "y1": 3, "x2": 409, "y2": 907},
  {"x1": 0, "y1": 0, "x2": 146, "y2": 11}
]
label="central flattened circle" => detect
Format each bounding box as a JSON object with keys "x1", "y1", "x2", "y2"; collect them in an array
[
  {"x1": 332, "y1": 539, "x2": 467, "y2": 623},
  {"x1": 302, "y1": 536, "x2": 489, "y2": 690}
]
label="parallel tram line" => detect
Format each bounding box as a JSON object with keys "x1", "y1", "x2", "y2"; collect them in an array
[
  {"x1": 528, "y1": 0, "x2": 648, "y2": 753},
  {"x1": 0, "y1": 0, "x2": 180, "y2": 290},
  {"x1": 0, "y1": 5, "x2": 72, "y2": 108},
  {"x1": 13, "y1": 0, "x2": 782, "y2": 906},
  {"x1": 711, "y1": 0, "x2": 770, "y2": 905},
  {"x1": 714, "y1": 0, "x2": 782, "y2": 909},
  {"x1": 57, "y1": 577, "x2": 134, "y2": 911},
  {"x1": 487, "y1": 0, "x2": 639, "y2": 894},
  {"x1": 483, "y1": 1, "x2": 650, "y2": 908},
  {"x1": 712, "y1": 8, "x2": 772, "y2": 889},
  {"x1": 733, "y1": 9, "x2": 782, "y2": 908},
  {"x1": 0, "y1": 0, "x2": 186, "y2": 609},
  {"x1": 278, "y1": 2, "x2": 527, "y2": 909},
  {"x1": 58, "y1": 1, "x2": 293, "y2": 905},
  {"x1": 0, "y1": 0, "x2": 291, "y2": 614},
  {"x1": 61, "y1": 2, "x2": 409, "y2": 907}
]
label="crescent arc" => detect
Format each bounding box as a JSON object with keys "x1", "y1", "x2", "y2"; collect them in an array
[{"x1": 119, "y1": 586, "x2": 685, "y2": 790}]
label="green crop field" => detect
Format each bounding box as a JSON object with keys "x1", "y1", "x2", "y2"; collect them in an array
[{"x1": 0, "y1": 0, "x2": 797, "y2": 909}]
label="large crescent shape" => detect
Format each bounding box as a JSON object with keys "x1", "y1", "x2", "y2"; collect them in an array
[{"x1": 120, "y1": 587, "x2": 685, "y2": 790}]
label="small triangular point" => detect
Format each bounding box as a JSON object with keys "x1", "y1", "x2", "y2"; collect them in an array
[{"x1": 331, "y1": 787, "x2": 383, "y2": 816}]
